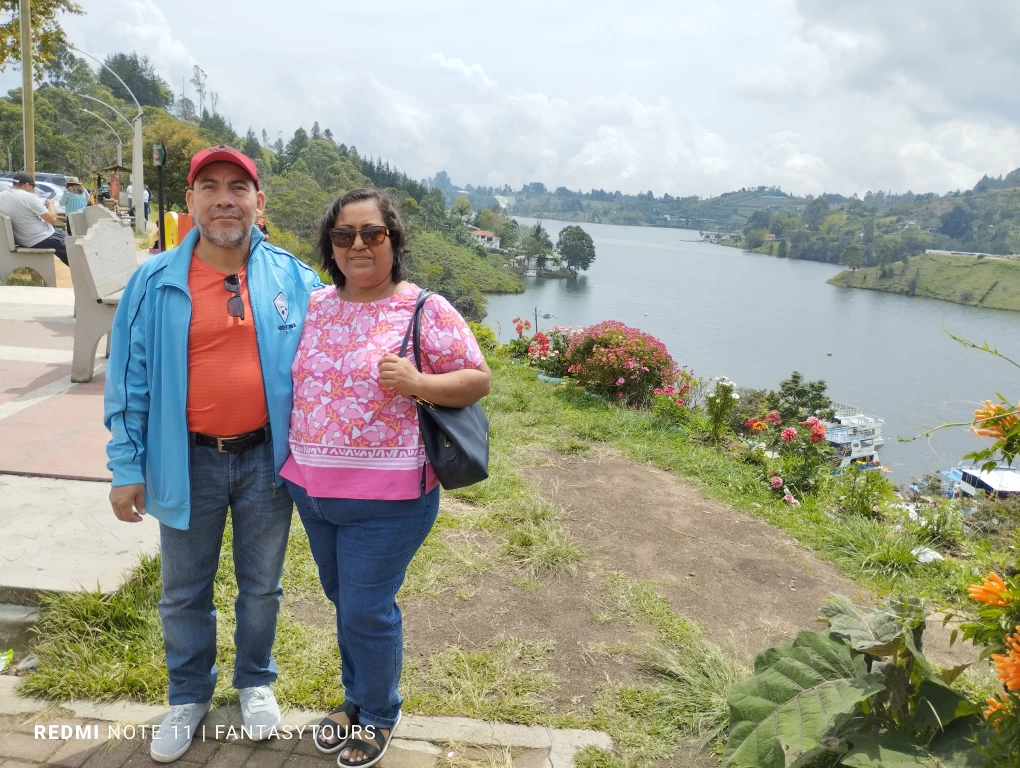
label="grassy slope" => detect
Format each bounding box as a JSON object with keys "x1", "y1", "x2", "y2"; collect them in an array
[
  {"x1": 406, "y1": 229, "x2": 524, "y2": 294},
  {"x1": 828, "y1": 252, "x2": 1020, "y2": 311}
]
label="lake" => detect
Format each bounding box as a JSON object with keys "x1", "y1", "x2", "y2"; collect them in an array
[{"x1": 482, "y1": 217, "x2": 1020, "y2": 482}]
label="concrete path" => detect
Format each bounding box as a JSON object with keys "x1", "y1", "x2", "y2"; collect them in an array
[
  {"x1": 0, "y1": 677, "x2": 611, "y2": 767},
  {"x1": 0, "y1": 286, "x2": 156, "y2": 601}
]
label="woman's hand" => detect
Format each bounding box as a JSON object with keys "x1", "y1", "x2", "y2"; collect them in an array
[{"x1": 378, "y1": 354, "x2": 423, "y2": 396}]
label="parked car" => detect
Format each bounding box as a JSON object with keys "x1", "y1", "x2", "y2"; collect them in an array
[
  {"x1": 0, "y1": 171, "x2": 68, "y2": 187},
  {"x1": 0, "y1": 177, "x2": 66, "y2": 214}
]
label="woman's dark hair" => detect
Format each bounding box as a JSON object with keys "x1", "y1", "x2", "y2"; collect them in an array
[{"x1": 318, "y1": 187, "x2": 406, "y2": 288}]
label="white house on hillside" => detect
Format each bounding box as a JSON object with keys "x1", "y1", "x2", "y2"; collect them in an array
[{"x1": 469, "y1": 230, "x2": 501, "y2": 250}]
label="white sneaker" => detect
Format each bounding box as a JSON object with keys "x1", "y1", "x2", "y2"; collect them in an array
[
  {"x1": 239, "y1": 686, "x2": 281, "y2": 741},
  {"x1": 150, "y1": 701, "x2": 211, "y2": 763}
]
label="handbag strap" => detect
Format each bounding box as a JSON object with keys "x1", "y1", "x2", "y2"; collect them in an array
[{"x1": 398, "y1": 289, "x2": 435, "y2": 372}]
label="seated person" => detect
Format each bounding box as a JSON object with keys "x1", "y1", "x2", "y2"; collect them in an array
[{"x1": 0, "y1": 171, "x2": 67, "y2": 265}]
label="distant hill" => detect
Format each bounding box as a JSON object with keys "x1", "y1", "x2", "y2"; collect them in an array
[{"x1": 827, "y1": 252, "x2": 1020, "y2": 312}]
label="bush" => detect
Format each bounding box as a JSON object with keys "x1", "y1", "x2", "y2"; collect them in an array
[
  {"x1": 468, "y1": 321, "x2": 498, "y2": 353},
  {"x1": 564, "y1": 321, "x2": 676, "y2": 406},
  {"x1": 831, "y1": 462, "x2": 895, "y2": 517},
  {"x1": 649, "y1": 367, "x2": 699, "y2": 428},
  {"x1": 505, "y1": 316, "x2": 533, "y2": 360},
  {"x1": 910, "y1": 500, "x2": 965, "y2": 552},
  {"x1": 527, "y1": 327, "x2": 574, "y2": 378},
  {"x1": 705, "y1": 377, "x2": 740, "y2": 442}
]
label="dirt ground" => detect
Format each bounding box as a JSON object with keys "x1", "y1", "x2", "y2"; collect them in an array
[{"x1": 526, "y1": 449, "x2": 980, "y2": 668}]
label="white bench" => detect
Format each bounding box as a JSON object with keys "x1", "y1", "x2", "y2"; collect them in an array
[
  {"x1": 0, "y1": 212, "x2": 58, "y2": 287},
  {"x1": 67, "y1": 205, "x2": 122, "y2": 237},
  {"x1": 67, "y1": 219, "x2": 138, "y2": 382}
]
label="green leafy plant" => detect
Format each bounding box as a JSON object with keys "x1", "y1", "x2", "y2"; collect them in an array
[
  {"x1": 705, "y1": 377, "x2": 739, "y2": 443},
  {"x1": 765, "y1": 371, "x2": 836, "y2": 424},
  {"x1": 505, "y1": 316, "x2": 533, "y2": 359},
  {"x1": 832, "y1": 462, "x2": 895, "y2": 518},
  {"x1": 528, "y1": 327, "x2": 574, "y2": 378},
  {"x1": 468, "y1": 321, "x2": 498, "y2": 353},
  {"x1": 721, "y1": 596, "x2": 987, "y2": 768}
]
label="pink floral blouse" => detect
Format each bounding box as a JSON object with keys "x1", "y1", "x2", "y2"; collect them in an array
[{"x1": 280, "y1": 283, "x2": 485, "y2": 500}]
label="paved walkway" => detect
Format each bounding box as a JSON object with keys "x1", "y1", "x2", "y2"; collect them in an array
[
  {"x1": 0, "y1": 286, "x2": 155, "y2": 604},
  {"x1": 0, "y1": 677, "x2": 610, "y2": 767}
]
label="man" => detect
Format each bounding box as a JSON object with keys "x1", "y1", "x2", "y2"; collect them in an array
[
  {"x1": 104, "y1": 145, "x2": 321, "y2": 763},
  {"x1": 144, "y1": 184, "x2": 152, "y2": 222},
  {"x1": 0, "y1": 171, "x2": 68, "y2": 264}
]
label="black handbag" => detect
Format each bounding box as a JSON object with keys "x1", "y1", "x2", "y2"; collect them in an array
[{"x1": 398, "y1": 289, "x2": 489, "y2": 490}]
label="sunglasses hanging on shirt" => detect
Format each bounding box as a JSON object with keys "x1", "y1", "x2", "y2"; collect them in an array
[{"x1": 224, "y1": 273, "x2": 244, "y2": 319}]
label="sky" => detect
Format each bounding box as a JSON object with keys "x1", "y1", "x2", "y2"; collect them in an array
[{"x1": 4, "y1": 0, "x2": 1020, "y2": 198}]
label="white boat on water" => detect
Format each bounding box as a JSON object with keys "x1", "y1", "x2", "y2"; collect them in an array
[
  {"x1": 937, "y1": 464, "x2": 1020, "y2": 499},
  {"x1": 824, "y1": 403, "x2": 886, "y2": 471}
]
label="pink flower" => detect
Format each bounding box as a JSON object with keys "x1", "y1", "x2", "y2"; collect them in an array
[
  {"x1": 804, "y1": 416, "x2": 821, "y2": 427},
  {"x1": 770, "y1": 476, "x2": 783, "y2": 488},
  {"x1": 781, "y1": 427, "x2": 798, "y2": 443},
  {"x1": 617, "y1": 377, "x2": 626, "y2": 385},
  {"x1": 783, "y1": 494, "x2": 800, "y2": 507},
  {"x1": 675, "y1": 398, "x2": 684, "y2": 406},
  {"x1": 765, "y1": 410, "x2": 782, "y2": 425},
  {"x1": 654, "y1": 388, "x2": 664, "y2": 395}
]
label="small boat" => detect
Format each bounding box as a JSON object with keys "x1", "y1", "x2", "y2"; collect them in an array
[{"x1": 824, "y1": 403, "x2": 885, "y2": 471}]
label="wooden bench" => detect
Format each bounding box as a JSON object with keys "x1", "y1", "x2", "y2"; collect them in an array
[
  {"x1": 67, "y1": 219, "x2": 138, "y2": 382},
  {"x1": 0, "y1": 212, "x2": 58, "y2": 287}
]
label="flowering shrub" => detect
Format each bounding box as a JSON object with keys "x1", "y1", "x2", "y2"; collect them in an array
[
  {"x1": 563, "y1": 321, "x2": 676, "y2": 406},
  {"x1": 956, "y1": 571, "x2": 1020, "y2": 764},
  {"x1": 744, "y1": 411, "x2": 833, "y2": 498},
  {"x1": 468, "y1": 321, "x2": 498, "y2": 352},
  {"x1": 649, "y1": 367, "x2": 699, "y2": 427},
  {"x1": 528, "y1": 327, "x2": 573, "y2": 378},
  {"x1": 705, "y1": 376, "x2": 739, "y2": 442},
  {"x1": 506, "y1": 317, "x2": 533, "y2": 359}
]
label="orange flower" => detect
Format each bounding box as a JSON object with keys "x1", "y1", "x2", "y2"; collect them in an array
[
  {"x1": 991, "y1": 629, "x2": 1020, "y2": 691},
  {"x1": 969, "y1": 572, "x2": 1014, "y2": 607},
  {"x1": 985, "y1": 693, "x2": 1011, "y2": 721},
  {"x1": 973, "y1": 399, "x2": 1019, "y2": 440}
]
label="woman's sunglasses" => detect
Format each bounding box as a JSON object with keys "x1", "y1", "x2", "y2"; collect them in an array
[{"x1": 329, "y1": 225, "x2": 389, "y2": 249}]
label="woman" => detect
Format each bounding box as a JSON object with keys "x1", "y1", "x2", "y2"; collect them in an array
[
  {"x1": 62, "y1": 177, "x2": 90, "y2": 231},
  {"x1": 281, "y1": 188, "x2": 490, "y2": 767}
]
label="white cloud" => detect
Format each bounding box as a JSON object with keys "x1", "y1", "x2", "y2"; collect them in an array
[
  {"x1": 3, "y1": 0, "x2": 1019, "y2": 197},
  {"x1": 424, "y1": 53, "x2": 497, "y2": 91}
]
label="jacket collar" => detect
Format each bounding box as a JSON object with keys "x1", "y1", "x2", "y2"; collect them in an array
[{"x1": 157, "y1": 224, "x2": 264, "y2": 290}]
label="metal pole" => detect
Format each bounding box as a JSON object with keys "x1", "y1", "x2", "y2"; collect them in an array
[
  {"x1": 132, "y1": 118, "x2": 144, "y2": 234},
  {"x1": 157, "y1": 163, "x2": 165, "y2": 252},
  {"x1": 19, "y1": 0, "x2": 34, "y2": 174}
]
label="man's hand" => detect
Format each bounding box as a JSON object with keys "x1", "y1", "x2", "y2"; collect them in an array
[
  {"x1": 46, "y1": 198, "x2": 54, "y2": 209},
  {"x1": 110, "y1": 484, "x2": 146, "y2": 523},
  {"x1": 378, "y1": 354, "x2": 422, "y2": 396}
]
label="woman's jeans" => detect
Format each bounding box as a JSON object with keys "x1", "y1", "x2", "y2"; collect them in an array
[
  {"x1": 286, "y1": 479, "x2": 440, "y2": 729},
  {"x1": 158, "y1": 438, "x2": 294, "y2": 705}
]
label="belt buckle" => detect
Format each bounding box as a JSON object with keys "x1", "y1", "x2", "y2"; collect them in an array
[{"x1": 216, "y1": 437, "x2": 227, "y2": 453}]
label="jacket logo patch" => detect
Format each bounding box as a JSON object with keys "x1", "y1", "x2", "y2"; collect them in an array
[{"x1": 274, "y1": 292, "x2": 289, "y2": 322}]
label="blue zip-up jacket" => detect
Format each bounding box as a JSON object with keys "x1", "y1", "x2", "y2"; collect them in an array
[{"x1": 104, "y1": 225, "x2": 322, "y2": 530}]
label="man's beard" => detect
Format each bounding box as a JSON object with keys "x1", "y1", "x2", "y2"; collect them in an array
[{"x1": 197, "y1": 210, "x2": 255, "y2": 248}]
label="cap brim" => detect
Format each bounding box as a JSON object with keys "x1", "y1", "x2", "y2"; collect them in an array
[{"x1": 188, "y1": 154, "x2": 260, "y2": 190}]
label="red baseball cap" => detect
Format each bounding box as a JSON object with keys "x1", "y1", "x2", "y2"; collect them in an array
[{"x1": 187, "y1": 144, "x2": 259, "y2": 190}]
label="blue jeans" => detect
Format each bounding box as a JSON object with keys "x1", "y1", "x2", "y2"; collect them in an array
[
  {"x1": 286, "y1": 479, "x2": 440, "y2": 729},
  {"x1": 158, "y1": 438, "x2": 293, "y2": 705}
]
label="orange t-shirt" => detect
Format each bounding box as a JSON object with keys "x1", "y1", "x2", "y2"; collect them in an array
[{"x1": 186, "y1": 255, "x2": 269, "y2": 436}]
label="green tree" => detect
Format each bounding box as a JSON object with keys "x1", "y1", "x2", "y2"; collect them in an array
[
  {"x1": 745, "y1": 228, "x2": 767, "y2": 249},
  {"x1": 498, "y1": 219, "x2": 520, "y2": 251},
  {"x1": 310, "y1": 121, "x2": 321, "y2": 140},
  {"x1": 777, "y1": 238, "x2": 788, "y2": 257},
  {"x1": 940, "y1": 205, "x2": 975, "y2": 239},
  {"x1": 135, "y1": 108, "x2": 209, "y2": 209},
  {"x1": 399, "y1": 196, "x2": 420, "y2": 222},
  {"x1": 175, "y1": 97, "x2": 197, "y2": 122},
  {"x1": 264, "y1": 171, "x2": 332, "y2": 242},
  {"x1": 840, "y1": 243, "x2": 864, "y2": 270},
  {"x1": 284, "y1": 127, "x2": 309, "y2": 165},
  {"x1": 556, "y1": 225, "x2": 596, "y2": 272},
  {"x1": 419, "y1": 188, "x2": 445, "y2": 229},
  {"x1": 475, "y1": 208, "x2": 505, "y2": 233},
  {"x1": 0, "y1": 0, "x2": 83, "y2": 80},
  {"x1": 198, "y1": 111, "x2": 235, "y2": 145},
  {"x1": 521, "y1": 222, "x2": 553, "y2": 270},
  {"x1": 451, "y1": 195, "x2": 472, "y2": 220},
  {"x1": 802, "y1": 196, "x2": 831, "y2": 231},
  {"x1": 100, "y1": 52, "x2": 173, "y2": 108},
  {"x1": 241, "y1": 127, "x2": 262, "y2": 162}
]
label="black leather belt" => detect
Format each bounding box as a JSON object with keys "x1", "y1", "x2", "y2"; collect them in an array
[{"x1": 192, "y1": 424, "x2": 270, "y2": 454}]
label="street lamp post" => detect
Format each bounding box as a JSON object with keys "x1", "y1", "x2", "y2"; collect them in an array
[
  {"x1": 19, "y1": 0, "x2": 34, "y2": 174},
  {"x1": 67, "y1": 44, "x2": 145, "y2": 235},
  {"x1": 79, "y1": 108, "x2": 123, "y2": 167}
]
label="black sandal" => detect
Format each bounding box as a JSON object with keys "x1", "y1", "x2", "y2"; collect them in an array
[
  {"x1": 337, "y1": 711, "x2": 401, "y2": 768},
  {"x1": 315, "y1": 700, "x2": 359, "y2": 754}
]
